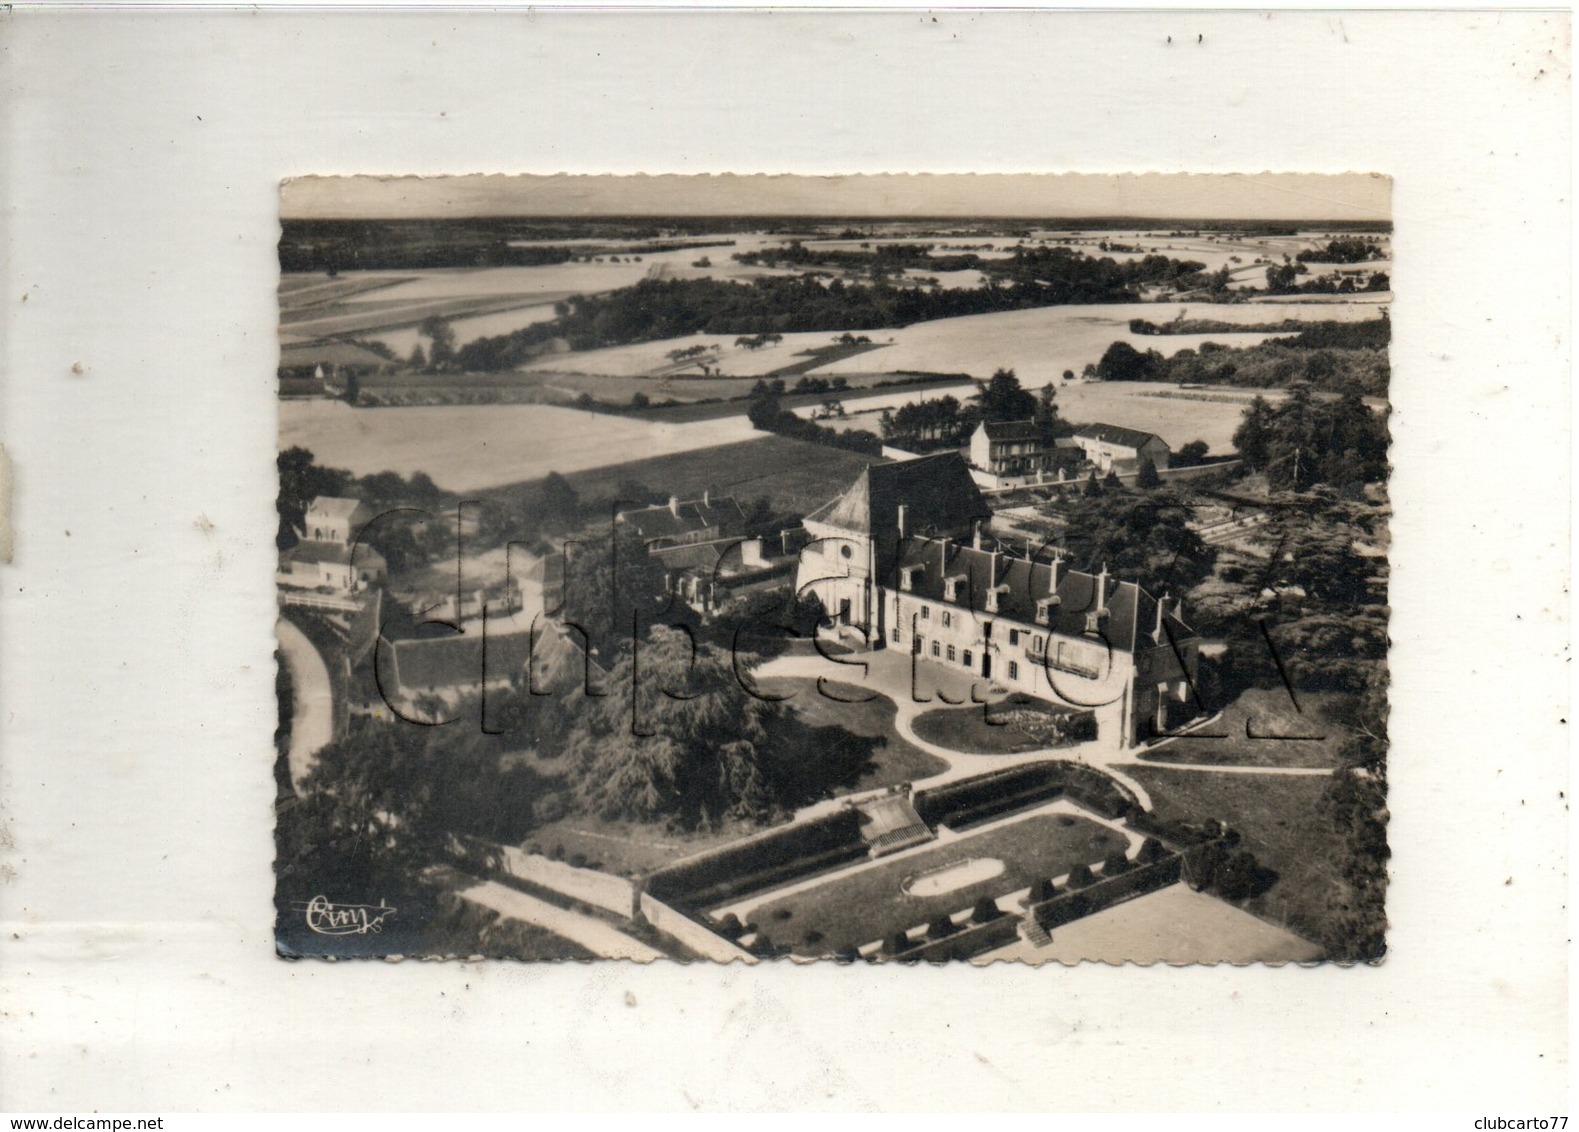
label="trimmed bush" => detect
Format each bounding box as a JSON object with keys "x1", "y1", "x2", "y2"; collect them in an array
[
  {"x1": 1028, "y1": 877, "x2": 1058, "y2": 904},
  {"x1": 1136, "y1": 837, "x2": 1167, "y2": 865},
  {"x1": 883, "y1": 931, "x2": 912, "y2": 956},
  {"x1": 716, "y1": 912, "x2": 744, "y2": 940},
  {"x1": 1065, "y1": 863, "x2": 1096, "y2": 889},
  {"x1": 926, "y1": 915, "x2": 958, "y2": 941},
  {"x1": 1102, "y1": 850, "x2": 1133, "y2": 877},
  {"x1": 802, "y1": 929, "x2": 825, "y2": 947},
  {"x1": 971, "y1": 897, "x2": 1002, "y2": 924},
  {"x1": 750, "y1": 932, "x2": 778, "y2": 957}
]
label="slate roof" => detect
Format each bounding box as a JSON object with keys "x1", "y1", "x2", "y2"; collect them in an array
[
  {"x1": 806, "y1": 453, "x2": 988, "y2": 538},
  {"x1": 282, "y1": 540, "x2": 352, "y2": 566},
  {"x1": 980, "y1": 420, "x2": 1044, "y2": 442},
  {"x1": 377, "y1": 627, "x2": 536, "y2": 693},
  {"x1": 892, "y1": 538, "x2": 1192, "y2": 654},
  {"x1": 617, "y1": 496, "x2": 747, "y2": 541},
  {"x1": 308, "y1": 496, "x2": 367, "y2": 523},
  {"x1": 1073, "y1": 423, "x2": 1169, "y2": 451}
]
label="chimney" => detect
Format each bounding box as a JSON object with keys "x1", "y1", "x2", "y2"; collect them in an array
[
  {"x1": 972, "y1": 520, "x2": 983, "y2": 551},
  {"x1": 1048, "y1": 548, "x2": 1064, "y2": 595},
  {"x1": 1096, "y1": 562, "x2": 1109, "y2": 609},
  {"x1": 1153, "y1": 592, "x2": 1168, "y2": 642},
  {"x1": 668, "y1": 494, "x2": 680, "y2": 518},
  {"x1": 703, "y1": 488, "x2": 711, "y2": 508},
  {"x1": 939, "y1": 537, "x2": 949, "y2": 573},
  {"x1": 897, "y1": 503, "x2": 908, "y2": 538}
]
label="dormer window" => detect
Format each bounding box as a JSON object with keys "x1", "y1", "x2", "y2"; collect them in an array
[
  {"x1": 1035, "y1": 597, "x2": 1058, "y2": 625},
  {"x1": 900, "y1": 565, "x2": 922, "y2": 592},
  {"x1": 1085, "y1": 607, "x2": 1110, "y2": 634},
  {"x1": 943, "y1": 573, "x2": 968, "y2": 602},
  {"x1": 986, "y1": 584, "x2": 1010, "y2": 614}
]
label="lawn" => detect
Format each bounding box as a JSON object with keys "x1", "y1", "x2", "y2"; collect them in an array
[
  {"x1": 1139, "y1": 687, "x2": 1359, "y2": 769},
  {"x1": 1126, "y1": 766, "x2": 1344, "y2": 952},
  {"x1": 524, "y1": 812, "x2": 767, "y2": 880},
  {"x1": 742, "y1": 811, "x2": 1125, "y2": 956},
  {"x1": 912, "y1": 698, "x2": 1093, "y2": 755},
  {"x1": 751, "y1": 677, "x2": 949, "y2": 797}
]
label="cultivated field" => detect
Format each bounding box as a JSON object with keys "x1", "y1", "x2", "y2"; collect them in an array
[
  {"x1": 524, "y1": 299, "x2": 1386, "y2": 389},
  {"x1": 550, "y1": 434, "x2": 882, "y2": 518},
  {"x1": 279, "y1": 399, "x2": 762, "y2": 492}
]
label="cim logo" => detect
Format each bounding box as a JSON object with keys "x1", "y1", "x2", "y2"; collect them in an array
[{"x1": 298, "y1": 895, "x2": 397, "y2": 936}]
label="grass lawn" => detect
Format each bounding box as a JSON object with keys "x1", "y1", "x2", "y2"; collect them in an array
[
  {"x1": 1126, "y1": 766, "x2": 1343, "y2": 951},
  {"x1": 753, "y1": 677, "x2": 949, "y2": 796},
  {"x1": 745, "y1": 812, "x2": 1125, "y2": 956},
  {"x1": 1140, "y1": 687, "x2": 1359, "y2": 769},
  {"x1": 911, "y1": 697, "x2": 1090, "y2": 755}
]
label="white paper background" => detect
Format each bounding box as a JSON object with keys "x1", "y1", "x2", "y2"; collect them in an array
[{"x1": 0, "y1": 8, "x2": 1569, "y2": 1112}]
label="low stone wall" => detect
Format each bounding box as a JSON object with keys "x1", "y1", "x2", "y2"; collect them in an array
[
  {"x1": 489, "y1": 843, "x2": 639, "y2": 920},
  {"x1": 639, "y1": 892, "x2": 758, "y2": 964},
  {"x1": 1027, "y1": 853, "x2": 1185, "y2": 931},
  {"x1": 892, "y1": 914, "x2": 1021, "y2": 963}
]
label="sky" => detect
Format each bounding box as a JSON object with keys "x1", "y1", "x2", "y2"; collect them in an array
[{"x1": 281, "y1": 172, "x2": 1391, "y2": 222}]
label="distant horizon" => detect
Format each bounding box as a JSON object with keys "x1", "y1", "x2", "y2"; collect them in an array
[{"x1": 282, "y1": 173, "x2": 1391, "y2": 223}]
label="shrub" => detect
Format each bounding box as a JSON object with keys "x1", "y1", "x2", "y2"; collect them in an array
[
  {"x1": 1136, "y1": 836, "x2": 1167, "y2": 864},
  {"x1": 926, "y1": 916, "x2": 958, "y2": 941},
  {"x1": 1028, "y1": 877, "x2": 1058, "y2": 904},
  {"x1": 1102, "y1": 850, "x2": 1133, "y2": 877},
  {"x1": 772, "y1": 908, "x2": 793, "y2": 921},
  {"x1": 550, "y1": 843, "x2": 565, "y2": 861},
  {"x1": 716, "y1": 912, "x2": 744, "y2": 940},
  {"x1": 1065, "y1": 863, "x2": 1095, "y2": 889},
  {"x1": 750, "y1": 932, "x2": 778, "y2": 957},
  {"x1": 833, "y1": 946, "x2": 862, "y2": 963},
  {"x1": 802, "y1": 929, "x2": 825, "y2": 947},
  {"x1": 569, "y1": 853, "x2": 587, "y2": 868},
  {"x1": 971, "y1": 897, "x2": 1002, "y2": 924},
  {"x1": 883, "y1": 931, "x2": 912, "y2": 956}
]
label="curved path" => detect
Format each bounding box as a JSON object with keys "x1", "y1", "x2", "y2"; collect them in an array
[
  {"x1": 277, "y1": 617, "x2": 334, "y2": 794},
  {"x1": 752, "y1": 651, "x2": 1154, "y2": 810}
]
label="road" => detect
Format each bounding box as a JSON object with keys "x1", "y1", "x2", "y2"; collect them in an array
[{"x1": 277, "y1": 617, "x2": 334, "y2": 793}]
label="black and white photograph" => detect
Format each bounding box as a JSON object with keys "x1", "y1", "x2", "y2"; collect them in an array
[{"x1": 274, "y1": 173, "x2": 1392, "y2": 965}]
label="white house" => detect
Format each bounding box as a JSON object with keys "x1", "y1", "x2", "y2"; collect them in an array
[{"x1": 1071, "y1": 424, "x2": 1171, "y2": 474}]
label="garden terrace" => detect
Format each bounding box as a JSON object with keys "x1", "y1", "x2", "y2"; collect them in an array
[{"x1": 743, "y1": 811, "x2": 1126, "y2": 958}]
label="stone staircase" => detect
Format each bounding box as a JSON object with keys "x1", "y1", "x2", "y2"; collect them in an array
[{"x1": 1017, "y1": 914, "x2": 1052, "y2": 948}]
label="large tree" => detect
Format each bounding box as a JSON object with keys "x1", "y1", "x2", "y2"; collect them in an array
[
  {"x1": 1055, "y1": 488, "x2": 1216, "y2": 596},
  {"x1": 560, "y1": 626, "x2": 789, "y2": 826},
  {"x1": 974, "y1": 368, "x2": 1037, "y2": 422},
  {"x1": 277, "y1": 446, "x2": 350, "y2": 550}
]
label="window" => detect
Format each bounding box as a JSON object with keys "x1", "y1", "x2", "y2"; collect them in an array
[
  {"x1": 840, "y1": 545, "x2": 853, "y2": 559},
  {"x1": 1008, "y1": 661, "x2": 1020, "y2": 680},
  {"x1": 983, "y1": 621, "x2": 993, "y2": 640},
  {"x1": 1033, "y1": 635, "x2": 1044, "y2": 654},
  {"x1": 891, "y1": 626, "x2": 900, "y2": 644},
  {"x1": 942, "y1": 611, "x2": 952, "y2": 628},
  {"x1": 947, "y1": 644, "x2": 956, "y2": 662},
  {"x1": 931, "y1": 641, "x2": 940, "y2": 658},
  {"x1": 921, "y1": 605, "x2": 930, "y2": 620},
  {"x1": 1008, "y1": 628, "x2": 1020, "y2": 646},
  {"x1": 963, "y1": 649, "x2": 973, "y2": 668},
  {"x1": 913, "y1": 636, "x2": 923, "y2": 655}
]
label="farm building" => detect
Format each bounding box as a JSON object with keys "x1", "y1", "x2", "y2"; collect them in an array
[
  {"x1": 615, "y1": 492, "x2": 747, "y2": 548},
  {"x1": 373, "y1": 619, "x2": 604, "y2": 709},
  {"x1": 795, "y1": 453, "x2": 1199, "y2": 748},
  {"x1": 1071, "y1": 424, "x2": 1171, "y2": 474},
  {"x1": 278, "y1": 495, "x2": 386, "y2": 594}
]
